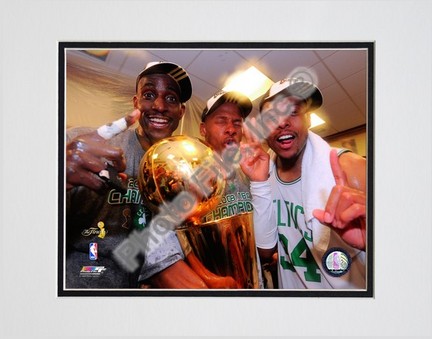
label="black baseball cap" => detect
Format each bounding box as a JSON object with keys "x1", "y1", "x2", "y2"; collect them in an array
[{"x1": 136, "y1": 61, "x2": 192, "y2": 103}]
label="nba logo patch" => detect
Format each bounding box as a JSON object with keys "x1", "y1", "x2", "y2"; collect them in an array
[{"x1": 89, "y1": 242, "x2": 98, "y2": 260}]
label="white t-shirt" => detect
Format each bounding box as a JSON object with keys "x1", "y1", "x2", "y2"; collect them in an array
[{"x1": 251, "y1": 150, "x2": 366, "y2": 289}]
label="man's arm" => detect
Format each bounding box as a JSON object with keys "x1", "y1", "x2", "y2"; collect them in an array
[
  {"x1": 239, "y1": 119, "x2": 278, "y2": 261},
  {"x1": 249, "y1": 180, "x2": 278, "y2": 260},
  {"x1": 142, "y1": 231, "x2": 243, "y2": 289},
  {"x1": 147, "y1": 260, "x2": 208, "y2": 289}
]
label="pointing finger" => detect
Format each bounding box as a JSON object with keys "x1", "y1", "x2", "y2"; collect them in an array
[{"x1": 312, "y1": 185, "x2": 343, "y2": 223}]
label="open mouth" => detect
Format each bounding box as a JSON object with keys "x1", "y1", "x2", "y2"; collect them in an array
[
  {"x1": 277, "y1": 134, "x2": 295, "y2": 143},
  {"x1": 224, "y1": 139, "x2": 240, "y2": 151},
  {"x1": 147, "y1": 116, "x2": 170, "y2": 128},
  {"x1": 225, "y1": 139, "x2": 237, "y2": 146},
  {"x1": 276, "y1": 133, "x2": 295, "y2": 148}
]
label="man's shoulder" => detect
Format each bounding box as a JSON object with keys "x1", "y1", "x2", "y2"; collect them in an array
[{"x1": 339, "y1": 150, "x2": 366, "y2": 165}]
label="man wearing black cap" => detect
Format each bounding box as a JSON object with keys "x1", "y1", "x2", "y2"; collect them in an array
[
  {"x1": 199, "y1": 90, "x2": 253, "y2": 221},
  {"x1": 240, "y1": 77, "x2": 367, "y2": 289},
  {"x1": 197, "y1": 90, "x2": 265, "y2": 288},
  {"x1": 139, "y1": 90, "x2": 266, "y2": 288},
  {"x1": 65, "y1": 61, "x2": 206, "y2": 289}
]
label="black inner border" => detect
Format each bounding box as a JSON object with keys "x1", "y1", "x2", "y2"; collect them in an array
[{"x1": 58, "y1": 41, "x2": 374, "y2": 297}]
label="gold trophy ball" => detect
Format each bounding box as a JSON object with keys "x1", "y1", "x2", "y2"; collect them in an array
[{"x1": 138, "y1": 135, "x2": 226, "y2": 224}]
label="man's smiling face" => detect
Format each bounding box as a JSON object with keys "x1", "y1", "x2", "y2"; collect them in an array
[
  {"x1": 263, "y1": 95, "x2": 311, "y2": 161},
  {"x1": 134, "y1": 74, "x2": 185, "y2": 146}
]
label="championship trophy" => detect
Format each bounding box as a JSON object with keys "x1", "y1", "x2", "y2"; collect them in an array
[{"x1": 138, "y1": 135, "x2": 260, "y2": 289}]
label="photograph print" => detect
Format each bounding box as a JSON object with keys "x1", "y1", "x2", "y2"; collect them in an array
[{"x1": 59, "y1": 42, "x2": 373, "y2": 297}]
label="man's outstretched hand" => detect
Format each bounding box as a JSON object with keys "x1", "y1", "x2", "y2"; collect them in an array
[
  {"x1": 66, "y1": 110, "x2": 140, "y2": 191},
  {"x1": 313, "y1": 149, "x2": 366, "y2": 250}
]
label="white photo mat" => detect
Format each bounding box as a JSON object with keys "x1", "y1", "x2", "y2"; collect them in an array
[{"x1": 1, "y1": 0, "x2": 431, "y2": 337}]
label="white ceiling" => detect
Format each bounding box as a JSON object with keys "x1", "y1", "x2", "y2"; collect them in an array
[{"x1": 66, "y1": 45, "x2": 370, "y2": 138}]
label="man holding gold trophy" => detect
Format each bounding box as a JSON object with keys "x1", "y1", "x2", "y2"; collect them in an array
[
  {"x1": 65, "y1": 60, "x2": 213, "y2": 288},
  {"x1": 66, "y1": 56, "x2": 264, "y2": 289},
  {"x1": 137, "y1": 91, "x2": 263, "y2": 289}
]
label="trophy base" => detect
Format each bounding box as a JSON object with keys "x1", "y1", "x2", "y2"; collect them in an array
[{"x1": 176, "y1": 212, "x2": 260, "y2": 289}]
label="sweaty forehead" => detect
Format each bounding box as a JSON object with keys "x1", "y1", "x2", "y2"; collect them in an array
[{"x1": 137, "y1": 74, "x2": 181, "y2": 94}]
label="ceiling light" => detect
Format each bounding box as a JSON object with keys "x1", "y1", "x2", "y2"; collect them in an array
[
  {"x1": 310, "y1": 113, "x2": 325, "y2": 129},
  {"x1": 223, "y1": 66, "x2": 273, "y2": 101}
]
